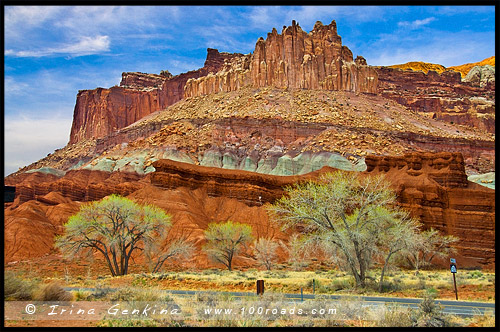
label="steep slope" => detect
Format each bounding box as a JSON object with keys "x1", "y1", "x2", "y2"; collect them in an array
[{"x1": 388, "y1": 56, "x2": 495, "y2": 78}]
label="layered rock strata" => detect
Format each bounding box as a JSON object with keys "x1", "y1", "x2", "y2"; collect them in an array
[
  {"x1": 375, "y1": 66, "x2": 495, "y2": 133},
  {"x1": 184, "y1": 20, "x2": 378, "y2": 98},
  {"x1": 151, "y1": 152, "x2": 495, "y2": 266},
  {"x1": 5, "y1": 152, "x2": 495, "y2": 267}
]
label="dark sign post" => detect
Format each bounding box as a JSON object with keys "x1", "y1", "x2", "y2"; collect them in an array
[
  {"x1": 256, "y1": 280, "x2": 265, "y2": 296},
  {"x1": 450, "y1": 258, "x2": 458, "y2": 300}
]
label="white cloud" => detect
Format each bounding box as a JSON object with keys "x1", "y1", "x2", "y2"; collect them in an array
[
  {"x1": 4, "y1": 6, "x2": 62, "y2": 37},
  {"x1": 398, "y1": 17, "x2": 436, "y2": 29},
  {"x1": 5, "y1": 35, "x2": 110, "y2": 58},
  {"x1": 4, "y1": 77, "x2": 29, "y2": 95},
  {"x1": 4, "y1": 114, "x2": 73, "y2": 176}
]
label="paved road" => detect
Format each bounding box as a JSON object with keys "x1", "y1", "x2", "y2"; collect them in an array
[{"x1": 66, "y1": 287, "x2": 494, "y2": 317}]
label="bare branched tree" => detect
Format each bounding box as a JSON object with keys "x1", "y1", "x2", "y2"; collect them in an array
[
  {"x1": 253, "y1": 237, "x2": 279, "y2": 270},
  {"x1": 398, "y1": 228, "x2": 459, "y2": 274}
]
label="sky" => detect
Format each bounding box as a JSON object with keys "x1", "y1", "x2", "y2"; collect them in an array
[{"x1": 3, "y1": 5, "x2": 496, "y2": 176}]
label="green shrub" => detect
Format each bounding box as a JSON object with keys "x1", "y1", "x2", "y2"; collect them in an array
[
  {"x1": 469, "y1": 270, "x2": 484, "y2": 278},
  {"x1": 378, "y1": 280, "x2": 402, "y2": 293},
  {"x1": 328, "y1": 278, "x2": 355, "y2": 291},
  {"x1": 411, "y1": 290, "x2": 451, "y2": 327},
  {"x1": 97, "y1": 319, "x2": 159, "y2": 327},
  {"x1": 73, "y1": 290, "x2": 93, "y2": 301}
]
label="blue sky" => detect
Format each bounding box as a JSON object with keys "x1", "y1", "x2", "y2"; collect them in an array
[{"x1": 3, "y1": 5, "x2": 495, "y2": 176}]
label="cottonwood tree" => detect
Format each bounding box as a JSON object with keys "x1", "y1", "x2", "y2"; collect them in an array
[
  {"x1": 268, "y1": 171, "x2": 420, "y2": 288},
  {"x1": 377, "y1": 210, "x2": 421, "y2": 291},
  {"x1": 55, "y1": 195, "x2": 173, "y2": 276},
  {"x1": 280, "y1": 234, "x2": 317, "y2": 270},
  {"x1": 253, "y1": 237, "x2": 279, "y2": 270},
  {"x1": 203, "y1": 221, "x2": 253, "y2": 271},
  {"x1": 145, "y1": 237, "x2": 194, "y2": 274},
  {"x1": 398, "y1": 228, "x2": 459, "y2": 274}
]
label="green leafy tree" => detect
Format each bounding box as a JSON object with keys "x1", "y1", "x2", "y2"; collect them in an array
[
  {"x1": 268, "y1": 171, "x2": 420, "y2": 288},
  {"x1": 55, "y1": 195, "x2": 172, "y2": 276},
  {"x1": 203, "y1": 221, "x2": 253, "y2": 271},
  {"x1": 159, "y1": 69, "x2": 173, "y2": 78}
]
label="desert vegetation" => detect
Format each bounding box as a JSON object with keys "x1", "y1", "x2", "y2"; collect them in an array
[
  {"x1": 4, "y1": 172, "x2": 494, "y2": 327},
  {"x1": 55, "y1": 195, "x2": 191, "y2": 276}
]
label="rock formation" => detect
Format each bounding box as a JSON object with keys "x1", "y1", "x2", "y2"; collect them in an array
[
  {"x1": 184, "y1": 20, "x2": 378, "y2": 98},
  {"x1": 69, "y1": 49, "x2": 242, "y2": 144},
  {"x1": 375, "y1": 66, "x2": 495, "y2": 133},
  {"x1": 448, "y1": 55, "x2": 495, "y2": 78},
  {"x1": 4, "y1": 151, "x2": 495, "y2": 267},
  {"x1": 463, "y1": 65, "x2": 495, "y2": 88},
  {"x1": 6, "y1": 18, "x2": 495, "y2": 270},
  {"x1": 151, "y1": 153, "x2": 495, "y2": 267}
]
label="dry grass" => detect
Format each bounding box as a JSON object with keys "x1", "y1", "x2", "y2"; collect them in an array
[{"x1": 33, "y1": 281, "x2": 74, "y2": 301}]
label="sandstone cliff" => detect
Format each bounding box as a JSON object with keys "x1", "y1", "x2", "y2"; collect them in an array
[
  {"x1": 69, "y1": 49, "x2": 241, "y2": 144},
  {"x1": 184, "y1": 20, "x2": 378, "y2": 98},
  {"x1": 375, "y1": 66, "x2": 495, "y2": 133},
  {"x1": 4, "y1": 152, "x2": 494, "y2": 267},
  {"x1": 150, "y1": 152, "x2": 495, "y2": 267}
]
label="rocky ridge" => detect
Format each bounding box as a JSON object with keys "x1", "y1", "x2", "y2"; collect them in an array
[
  {"x1": 448, "y1": 56, "x2": 495, "y2": 78},
  {"x1": 10, "y1": 86, "x2": 494, "y2": 181},
  {"x1": 69, "y1": 49, "x2": 242, "y2": 144}
]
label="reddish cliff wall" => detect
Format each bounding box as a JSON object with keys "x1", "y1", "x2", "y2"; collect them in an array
[
  {"x1": 69, "y1": 49, "x2": 241, "y2": 144},
  {"x1": 376, "y1": 66, "x2": 495, "y2": 134},
  {"x1": 4, "y1": 152, "x2": 495, "y2": 267},
  {"x1": 151, "y1": 153, "x2": 495, "y2": 266}
]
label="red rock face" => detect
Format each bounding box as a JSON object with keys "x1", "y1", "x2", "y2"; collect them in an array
[
  {"x1": 69, "y1": 87, "x2": 161, "y2": 144},
  {"x1": 184, "y1": 20, "x2": 378, "y2": 97},
  {"x1": 69, "y1": 49, "x2": 241, "y2": 144},
  {"x1": 376, "y1": 66, "x2": 496, "y2": 134},
  {"x1": 364, "y1": 152, "x2": 495, "y2": 267},
  {"x1": 4, "y1": 152, "x2": 495, "y2": 267},
  {"x1": 120, "y1": 72, "x2": 168, "y2": 89},
  {"x1": 151, "y1": 153, "x2": 495, "y2": 267}
]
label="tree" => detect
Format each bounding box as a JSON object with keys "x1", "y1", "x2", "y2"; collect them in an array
[
  {"x1": 377, "y1": 210, "x2": 421, "y2": 291},
  {"x1": 399, "y1": 228, "x2": 459, "y2": 274},
  {"x1": 145, "y1": 237, "x2": 194, "y2": 274},
  {"x1": 280, "y1": 233, "x2": 316, "y2": 270},
  {"x1": 268, "y1": 171, "x2": 419, "y2": 288},
  {"x1": 55, "y1": 195, "x2": 171, "y2": 276},
  {"x1": 159, "y1": 69, "x2": 173, "y2": 78},
  {"x1": 203, "y1": 221, "x2": 253, "y2": 271},
  {"x1": 253, "y1": 237, "x2": 279, "y2": 270}
]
